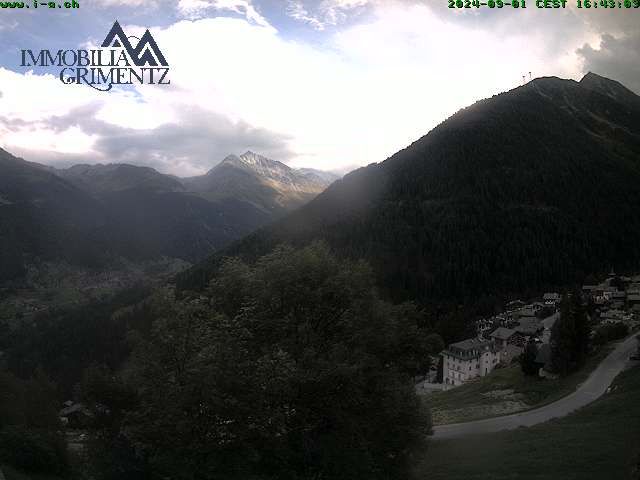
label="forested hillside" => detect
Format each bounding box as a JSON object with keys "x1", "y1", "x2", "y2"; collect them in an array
[
  {"x1": 180, "y1": 74, "x2": 640, "y2": 306},
  {"x1": 0, "y1": 150, "x2": 336, "y2": 282}
]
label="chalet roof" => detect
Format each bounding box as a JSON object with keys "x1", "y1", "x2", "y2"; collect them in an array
[
  {"x1": 443, "y1": 337, "x2": 498, "y2": 360},
  {"x1": 506, "y1": 300, "x2": 526, "y2": 310},
  {"x1": 449, "y1": 338, "x2": 492, "y2": 351},
  {"x1": 515, "y1": 318, "x2": 542, "y2": 336},
  {"x1": 490, "y1": 327, "x2": 516, "y2": 341},
  {"x1": 518, "y1": 317, "x2": 541, "y2": 328}
]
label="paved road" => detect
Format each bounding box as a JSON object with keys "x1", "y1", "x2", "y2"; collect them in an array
[{"x1": 433, "y1": 333, "x2": 639, "y2": 440}]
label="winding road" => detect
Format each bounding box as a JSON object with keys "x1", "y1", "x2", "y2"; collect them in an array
[{"x1": 432, "y1": 333, "x2": 639, "y2": 440}]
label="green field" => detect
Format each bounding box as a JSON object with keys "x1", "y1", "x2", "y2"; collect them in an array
[
  {"x1": 425, "y1": 345, "x2": 614, "y2": 425},
  {"x1": 414, "y1": 363, "x2": 640, "y2": 480}
]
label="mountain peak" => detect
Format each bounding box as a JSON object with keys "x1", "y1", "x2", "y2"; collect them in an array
[
  {"x1": 188, "y1": 151, "x2": 337, "y2": 214},
  {"x1": 220, "y1": 154, "x2": 241, "y2": 164},
  {"x1": 214, "y1": 152, "x2": 282, "y2": 171},
  {"x1": 239, "y1": 151, "x2": 277, "y2": 166},
  {"x1": 579, "y1": 72, "x2": 639, "y2": 104}
]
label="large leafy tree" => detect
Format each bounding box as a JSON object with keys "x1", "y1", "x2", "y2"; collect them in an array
[
  {"x1": 0, "y1": 369, "x2": 67, "y2": 474},
  {"x1": 128, "y1": 242, "x2": 440, "y2": 479},
  {"x1": 550, "y1": 292, "x2": 590, "y2": 375},
  {"x1": 520, "y1": 340, "x2": 539, "y2": 376}
]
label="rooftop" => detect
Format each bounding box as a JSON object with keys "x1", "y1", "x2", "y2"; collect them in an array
[
  {"x1": 449, "y1": 338, "x2": 493, "y2": 351},
  {"x1": 443, "y1": 337, "x2": 497, "y2": 360},
  {"x1": 490, "y1": 327, "x2": 516, "y2": 341},
  {"x1": 515, "y1": 318, "x2": 542, "y2": 336}
]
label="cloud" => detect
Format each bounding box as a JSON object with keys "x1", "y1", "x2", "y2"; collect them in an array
[
  {"x1": 89, "y1": 108, "x2": 294, "y2": 175},
  {"x1": 286, "y1": 0, "x2": 369, "y2": 30},
  {"x1": 1, "y1": 2, "x2": 639, "y2": 176},
  {"x1": 577, "y1": 33, "x2": 640, "y2": 94},
  {"x1": 0, "y1": 18, "x2": 18, "y2": 31},
  {"x1": 0, "y1": 99, "x2": 293, "y2": 176},
  {"x1": 92, "y1": 0, "x2": 153, "y2": 5},
  {"x1": 177, "y1": 0, "x2": 271, "y2": 27}
]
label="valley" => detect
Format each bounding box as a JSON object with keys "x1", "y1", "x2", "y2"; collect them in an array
[
  {"x1": 2, "y1": 72, "x2": 640, "y2": 480},
  {"x1": 0, "y1": 148, "x2": 339, "y2": 285}
]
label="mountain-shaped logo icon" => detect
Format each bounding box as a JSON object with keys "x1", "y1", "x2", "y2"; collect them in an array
[{"x1": 101, "y1": 21, "x2": 168, "y2": 67}]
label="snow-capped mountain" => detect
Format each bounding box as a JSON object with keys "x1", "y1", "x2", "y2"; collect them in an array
[{"x1": 185, "y1": 151, "x2": 339, "y2": 214}]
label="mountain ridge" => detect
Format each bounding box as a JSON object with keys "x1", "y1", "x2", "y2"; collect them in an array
[
  {"x1": 0, "y1": 149, "x2": 338, "y2": 282},
  {"x1": 178, "y1": 73, "x2": 640, "y2": 306}
]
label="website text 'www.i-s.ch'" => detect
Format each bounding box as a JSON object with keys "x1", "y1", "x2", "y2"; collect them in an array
[{"x1": 1, "y1": 1, "x2": 78, "y2": 9}]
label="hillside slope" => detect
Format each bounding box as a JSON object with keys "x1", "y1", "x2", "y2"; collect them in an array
[
  {"x1": 0, "y1": 149, "x2": 114, "y2": 281},
  {"x1": 179, "y1": 73, "x2": 640, "y2": 303},
  {"x1": 0, "y1": 151, "x2": 336, "y2": 282}
]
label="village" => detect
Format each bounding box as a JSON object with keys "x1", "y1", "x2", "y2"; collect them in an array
[
  {"x1": 435, "y1": 271, "x2": 640, "y2": 390},
  {"x1": 56, "y1": 271, "x2": 640, "y2": 450}
]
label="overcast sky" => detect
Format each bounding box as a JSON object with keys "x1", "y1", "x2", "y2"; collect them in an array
[{"x1": 0, "y1": 0, "x2": 638, "y2": 176}]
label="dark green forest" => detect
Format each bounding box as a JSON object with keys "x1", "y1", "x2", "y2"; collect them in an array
[
  {"x1": 3, "y1": 73, "x2": 640, "y2": 479},
  {"x1": 180, "y1": 75, "x2": 640, "y2": 308},
  {"x1": 0, "y1": 243, "x2": 442, "y2": 479}
]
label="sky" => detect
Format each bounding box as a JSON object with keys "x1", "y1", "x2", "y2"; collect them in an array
[{"x1": 0, "y1": 0, "x2": 638, "y2": 176}]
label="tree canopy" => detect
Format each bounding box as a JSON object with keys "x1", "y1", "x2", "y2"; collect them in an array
[{"x1": 126, "y1": 242, "x2": 441, "y2": 480}]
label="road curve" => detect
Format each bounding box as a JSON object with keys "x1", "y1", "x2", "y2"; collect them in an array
[{"x1": 432, "y1": 333, "x2": 639, "y2": 440}]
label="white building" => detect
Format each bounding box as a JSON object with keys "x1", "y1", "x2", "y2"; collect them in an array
[{"x1": 441, "y1": 338, "x2": 501, "y2": 387}]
